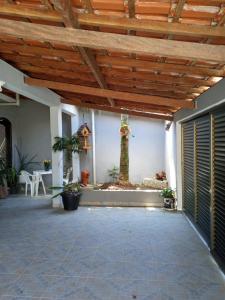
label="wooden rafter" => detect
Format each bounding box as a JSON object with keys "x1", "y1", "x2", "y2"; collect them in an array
[
  {"x1": 173, "y1": 0, "x2": 186, "y2": 22},
  {"x1": 80, "y1": 0, "x2": 94, "y2": 13},
  {"x1": 41, "y1": 0, "x2": 53, "y2": 9},
  {"x1": 127, "y1": 0, "x2": 136, "y2": 18},
  {"x1": 0, "y1": 19, "x2": 224, "y2": 62},
  {"x1": 61, "y1": 98, "x2": 173, "y2": 121},
  {"x1": 52, "y1": 0, "x2": 78, "y2": 27},
  {"x1": 52, "y1": 0, "x2": 113, "y2": 106},
  {"x1": 24, "y1": 77, "x2": 194, "y2": 109}
]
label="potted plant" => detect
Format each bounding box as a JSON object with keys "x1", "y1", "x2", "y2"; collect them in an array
[
  {"x1": 52, "y1": 135, "x2": 80, "y2": 161},
  {"x1": 15, "y1": 146, "x2": 40, "y2": 184},
  {"x1": 160, "y1": 188, "x2": 176, "y2": 210},
  {"x1": 6, "y1": 167, "x2": 19, "y2": 194},
  {"x1": 43, "y1": 160, "x2": 51, "y2": 171},
  {"x1": 51, "y1": 182, "x2": 82, "y2": 211}
]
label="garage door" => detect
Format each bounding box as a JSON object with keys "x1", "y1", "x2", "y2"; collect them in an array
[
  {"x1": 183, "y1": 108, "x2": 225, "y2": 271},
  {"x1": 183, "y1": 121, "x2": 195, "y2": 219},
  {"x1": 195, "y1": 115, "x2": 211, "y2": 244}
]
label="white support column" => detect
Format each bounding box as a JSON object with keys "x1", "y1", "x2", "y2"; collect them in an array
[
  {"x1": 50, "y1": 106, "x2": 63, "y2": 208},
  {"x1": 91, "y1": 109, "x2": 96, "y2": 185},
  {"x1": 176, "y1": 122, "x2": 183, "y2": 211},
  {"x1": 71, "y1": 114, "x2": 80, "y2": 182}
]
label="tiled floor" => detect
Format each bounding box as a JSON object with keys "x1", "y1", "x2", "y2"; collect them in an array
[{"x1": 0, "y1": 197, "x2": 225, "y2": 300}]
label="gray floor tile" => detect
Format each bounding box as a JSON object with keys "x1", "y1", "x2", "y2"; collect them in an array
[{"x1": 0, "y1": 196, "x2": 225, "y2": 300}]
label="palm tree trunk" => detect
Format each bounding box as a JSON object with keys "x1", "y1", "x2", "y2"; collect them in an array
[{"x1": 119, "y1": 115, "x2": 129, "y2": 182}]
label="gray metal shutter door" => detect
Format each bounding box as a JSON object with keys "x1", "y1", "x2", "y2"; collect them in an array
[
  {"x1": 196, "y1": 115, "x2": 211, "y2": 243},
  {"x1": 183, "y1": 121, "x2": 195, "y2": 218},
  {"x1": 213, "y1": 110, "x2": 225, "y2": 265}
]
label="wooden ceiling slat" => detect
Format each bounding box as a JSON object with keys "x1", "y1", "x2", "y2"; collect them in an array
[
  {"x1": 107, "y1": 79, "x2": 205, "y2": 94},
  {"x1": 24, "y1": 77, "x2": 194, "y2": 109},
  {"x1": 16, "y1": 64, "x2": 97, "y2": 82},
  {"x1": 0, "y1": 43, "x2": 82, "y2": 61},
  {"x1": 96, "y1": 55, "x2": 224, "y2": 77},
  {"x1": 78, "y1": 14, "x2": 225, "y2": 39},
  {"x1": 0, "y1": 19, "x2": 225, "y2": 62},
  {"x1": 102, "y1": 70, "x2": 213, "y2": 86},
  {"x1": 0, "y1": 53, "x2": 91, "y2": 72}
]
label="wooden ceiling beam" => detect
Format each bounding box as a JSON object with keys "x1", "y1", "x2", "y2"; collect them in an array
[
  {"x1": 0, "y1": 3, "x2": 60, "y2": 21},
  {"x1": 25, "y1": 77, "x2": 194, "y2": 109},
  {"x1": 61, "y1": 98, "x2": 174, "y2": 121},
  {"x1": 58, "y1": 91, "x2": 175, "y2": 113},
  {"x1": 97, "y1": 55, "x2": 224, "y2": 77},
  {"x1": 0, "y1": 19, "x2": 224, "y2": 62},
  {"x1": 1, "y1": 5, "x2": 225, "y2": 39}
]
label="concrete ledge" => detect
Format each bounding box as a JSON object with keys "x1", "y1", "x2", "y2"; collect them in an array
[{"x1": 80, "y1": 190, "x2": 163, "y2": 207}]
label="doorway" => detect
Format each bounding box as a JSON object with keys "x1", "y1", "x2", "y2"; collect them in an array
[{"x1": 0, "y1": 118, "x2": 12, "y2": 168}]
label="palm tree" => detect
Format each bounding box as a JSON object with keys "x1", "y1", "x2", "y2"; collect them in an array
[{"x1": 119, "y1": 115, "x2": 129, "y2": 182}]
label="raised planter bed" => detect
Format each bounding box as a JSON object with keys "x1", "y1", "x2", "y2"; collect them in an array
[{"x1": 80, "y1": 189, "x2": 163, "y2": 207}]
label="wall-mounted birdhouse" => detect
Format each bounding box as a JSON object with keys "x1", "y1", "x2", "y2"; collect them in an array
[{"x1": 77, "y1": 123, "x2": 91, "y2": 152}]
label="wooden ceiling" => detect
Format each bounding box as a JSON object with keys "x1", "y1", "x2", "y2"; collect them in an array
[{"x1": 0, "y1": 0, "x2": 225, "y2": 120}]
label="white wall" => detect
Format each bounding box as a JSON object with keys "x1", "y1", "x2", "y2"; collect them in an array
[
  {"x1": 0, "y1": 98, "x2": 51, "y2": 172},
  {"x1": 79, "y1": 109, "x2": 166, "y2": 184}
]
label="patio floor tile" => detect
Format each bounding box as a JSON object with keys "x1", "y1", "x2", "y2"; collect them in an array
[{"x1": 0, "y1": 196, "x2": 225, "y2": 300}]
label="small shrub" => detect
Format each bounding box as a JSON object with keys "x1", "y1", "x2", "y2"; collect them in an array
[{"x1": 108, "y1": 166, "x2": 119, "y2": 182}]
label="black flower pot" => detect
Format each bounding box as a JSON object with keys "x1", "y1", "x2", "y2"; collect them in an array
[{"x1": 61, "y1": 191, "x2": 81, "y2": 211}]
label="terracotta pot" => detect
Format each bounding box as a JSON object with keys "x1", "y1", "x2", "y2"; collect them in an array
[
  {"x1": 81, "y1": 170, "x2": 89, "y2": 186},
  {"x1": 0, "y1": 185, "x2": 8, "y2": 198}
]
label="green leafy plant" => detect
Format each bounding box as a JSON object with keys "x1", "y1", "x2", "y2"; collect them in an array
[
  {"x1": 160, "y1": 188, "x2": 175, "y2": 199},
  {"x1": 6, "y1": 167, "x2": 18, "y2": 187},
  {"x1": 15, "y1": 145, "x2": 40, "y2": 173},
  {"x1": 52, "y1": 135, "x2": 80, "y2": 163},
  {"x1": 51, "y1": 182, "x2": 81, "y2": 199},
  {"x1": 108, "y1": 166, "x2": 119, "y2": 182}
]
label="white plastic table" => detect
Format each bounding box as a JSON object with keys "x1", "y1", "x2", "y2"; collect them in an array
[{"x1": 33, "y1": 170, "x2": 52, "y2": 195}]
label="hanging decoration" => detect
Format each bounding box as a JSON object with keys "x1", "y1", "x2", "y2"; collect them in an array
[{"x1": 77, "y1": 123, "x2": 92, "y2": 152}]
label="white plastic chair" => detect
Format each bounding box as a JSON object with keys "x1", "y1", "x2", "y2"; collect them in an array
[
  {"x1": 20, "y1": 170, "x2": 39, "y2": 197},
  {"x1": 35, "y1": 174, "x2": 46, "y2": 196}
]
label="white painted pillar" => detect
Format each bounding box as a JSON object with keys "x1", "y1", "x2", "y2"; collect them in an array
[
  {"x1": 91, "y1": 109, "x2": 96, "y2": 185},
  {"x1": 176, "y1": 122, "x2": 183, "y2": 211},
  {"x1": 165, "y1": 122, "x2": 176, "y2": 190},
  {"x1": 50, "y1": 105, "x2": 63, "y2": 208},
  {"x1": 71, "y1": 114, "x2": 80, "y2": 182}
]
